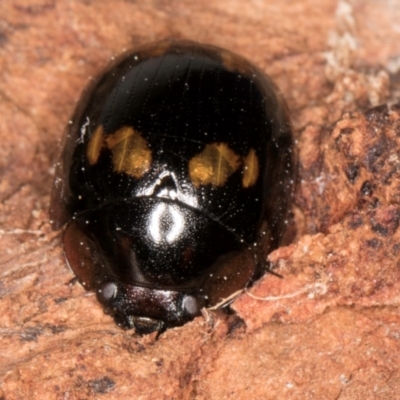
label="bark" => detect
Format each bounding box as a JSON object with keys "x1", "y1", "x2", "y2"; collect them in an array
[{"x1": 1, "y1": 1, "x2": 400, "y2": 399}]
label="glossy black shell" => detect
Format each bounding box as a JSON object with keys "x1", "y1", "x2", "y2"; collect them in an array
[{"x1": 50, "y1": 40, "x2": 295, "y2": 334}]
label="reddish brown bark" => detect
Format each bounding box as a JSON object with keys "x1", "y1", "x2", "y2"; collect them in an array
[{"x1": 1, "y1": 1, "x2": 399, "y2": 399}]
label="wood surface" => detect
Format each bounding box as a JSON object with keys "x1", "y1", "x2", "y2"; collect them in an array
[{"x1": 1, "y1": 1, "x2": 400, "y2": 399}]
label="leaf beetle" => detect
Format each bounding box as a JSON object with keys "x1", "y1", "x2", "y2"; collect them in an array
[{"x1": 50, "y1": 39, "x2": 295, "y2": 334}]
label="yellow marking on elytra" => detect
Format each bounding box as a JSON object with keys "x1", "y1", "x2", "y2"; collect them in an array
[
  {"x1": 242, "y1": 148, "x2": 259, "y2": 187},
  {"x1": 189, "y1": 143, "x2": 241, "y2": 187},
  {"x1": 86, "y1": 125, "x2": 104, "y2": 165},
  {"x1": 105, "y1": 126, "x2": 152, "y2": 178},
  {"x1": 119, "y1": 131, "x2": 129, "y2": 171}
]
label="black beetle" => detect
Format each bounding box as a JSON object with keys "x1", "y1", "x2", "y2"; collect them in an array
[{"x1": 50, "y1": 39, "x2": 295, "y2": 334}]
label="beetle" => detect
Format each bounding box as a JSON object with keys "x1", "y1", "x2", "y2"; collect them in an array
[{"x1": 50, "y1": 39, "x2": 295, "y2": 334}]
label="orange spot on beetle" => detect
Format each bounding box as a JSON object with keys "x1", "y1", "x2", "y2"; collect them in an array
[
  {"x1": 86, "y1": 125, "x2": 104, "y2": 165},
  {"x1": 189, "y1": 143, "x2": 241, "y2": 187},
  {"x1": 105, "y1": 126, "x2": 152, "y2": 178},
  {"x1": 242, "y1": 148, "x2": 259, "y2": 187}
]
